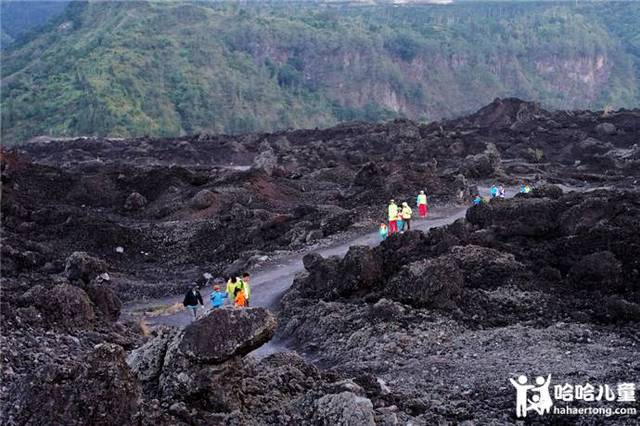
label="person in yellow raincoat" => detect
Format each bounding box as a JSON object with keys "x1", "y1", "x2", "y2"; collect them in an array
[{"x1": 401, "y1": 202, "x2": 413, "y2": 231}]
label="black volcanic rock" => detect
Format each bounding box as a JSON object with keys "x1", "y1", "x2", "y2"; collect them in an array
[{"x1": 179, "y1": 308, "x2": 276, "y2": 363}]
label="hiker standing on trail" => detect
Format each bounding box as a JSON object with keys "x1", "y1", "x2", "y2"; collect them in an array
[
  {"x1": 240, "y1": 272, "x2": 252, "y2": 307},
  {"x1": 234, "y1": 287, "x2": 247, "y2": 307},
  {"x1": 183, "y1": 285, "x2": 204, "y2": 320},
  {"x1": 388, "y1": 200, "x2": 399, "y2": 234},
  {"x1": 473, "y1": 194, "x2": 482, "y2": 206},
  {"x1": 226, "y1": 277, "x2": 242, "y2": 306},
  {"x1": 396, "y1": 209, "x2": 404, "y2": 233},
  {"x1": 401, "y1": 202, "x2": 413, "y2": 231},
  {"x1": 498, "y1": 185, "x2": 505, "y2": 198},
  {"x1": 210, "y1": 284, "x2": 227, "y2": 309},
  {"x1": 417, "y1": 190, "x2": 428, "y2": 218},
  {"x1": 490, "y1": 184, "x2": 498, "y2": 198},
  {"x1": 379, "y1": 223, "x2": 388, "y2": 240}
]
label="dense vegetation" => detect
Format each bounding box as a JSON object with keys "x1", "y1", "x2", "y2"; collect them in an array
[
  {"x1": 0, "y1": 0, "x2": 70, "y2": 46},
  {"x1": 1, "y1": 1, "x2": 639, "y2": 143}
]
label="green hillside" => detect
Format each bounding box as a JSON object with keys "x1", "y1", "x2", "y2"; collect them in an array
[
  {"x1": 1, "y1": 1, "x2": 639, "y2": 143},
  {"x1": 0, "y1": 0, "x2": 70, "y2": 46}
]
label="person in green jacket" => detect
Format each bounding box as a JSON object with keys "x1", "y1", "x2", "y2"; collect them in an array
[{"x1": 226, "y1": 276, "x2": 243, "y2": 306}]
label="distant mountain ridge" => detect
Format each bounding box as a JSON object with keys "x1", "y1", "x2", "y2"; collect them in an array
[{"x1": 1, "y1": 1, "x2": 639, "y2": 144}]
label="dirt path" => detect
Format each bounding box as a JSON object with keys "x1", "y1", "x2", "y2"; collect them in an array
[{"x1": 121, "y1": 205, "x2": 470, "y2": 328}]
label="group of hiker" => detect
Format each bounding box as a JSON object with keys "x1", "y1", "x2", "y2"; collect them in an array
[
  {"x1": 182, "y1": 272, "x2": 252, "y2": 320},
  {"x1": 379, "y1": 190, "x2": 429, "y2": 239},
  {"x1": 472, "y1": 182, "x2": 532, "y2": 206}
]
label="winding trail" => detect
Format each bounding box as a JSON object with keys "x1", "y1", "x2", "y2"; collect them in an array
[{"x1": 121, "y1": 205, "x2": 471, "y2": 328}]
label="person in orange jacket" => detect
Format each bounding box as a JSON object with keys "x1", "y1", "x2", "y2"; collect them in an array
[{"x1": 234, "y1": 287, "x2": 247, "y2": 307}]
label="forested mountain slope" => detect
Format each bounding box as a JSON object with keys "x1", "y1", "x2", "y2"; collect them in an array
[{"x1": 1, "y1": 1, "x2": 639, "y2": 143}]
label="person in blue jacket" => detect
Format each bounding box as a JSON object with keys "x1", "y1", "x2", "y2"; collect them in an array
[
  {"x1": 210, "y1": 284, "x2": 227, "y2": 309},
  {"x1": 473, "y1": 194, "x2": 482, "y2": 206}
]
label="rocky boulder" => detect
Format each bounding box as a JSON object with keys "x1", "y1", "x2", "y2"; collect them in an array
[
  {"x1": 595, "y1": 122, "x2": 617, "y2": 136},
  {"x1": 190, "y1": 189, "x2": 217, "y2": 210},
  {"x1": 64, "y1": 251, "x2": 108, "y2": 284},
  {"x1": 530, "y1": 184, "x2": 563, "y2": 200},
  {"x1": 37, "y1": 283, "x2": 96, "y2": 329},
  {"x1": 5, "y1": 344, "x2": 141, "y2": 426},
  {"x1": 179, "y1": 307, "x2": 277, "y2": 363},
  {"x1": 450, "y1": 245, "x2": 526, "y2": 289},
  {"x1": 568, "y1": 251, "x2": 623, "y2": 291},
  {"x1": 127, "y1": 327, "x2": 179, "y2": 396},
  {"x1": 386, "y1": 256, "x2": 464, "y2": 309},
  {"x1": 313, "y1": 392, "x2": 375, "y2": 426},
  {"x1": 86, "y1": 283, "x2": 123, "y2": 321},
  {"x1": 460, "y1": 143, "x2": 502, "y2": 178},
  {"x1": 466, "y1": 197, "x2": 562, "y2": 237},
  {"x1": 333, "y1": 246, "x2": 384, "y2": 297},
  {"x1": 124, "y1": 191, "x2": 147, "y2": 211},
  {"x1": 128, "y1": 308, "x2": 277, "y2": 407},
  {"x1": 573, "y1": 137, "x2": 614, "y2": 157}
]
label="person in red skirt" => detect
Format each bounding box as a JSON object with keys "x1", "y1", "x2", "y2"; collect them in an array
[{"x1": 417, "y1": 190, "x2": 428, "y2": 218}]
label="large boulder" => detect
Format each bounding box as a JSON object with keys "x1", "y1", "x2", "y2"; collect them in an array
[
  {"x1": 333, "y1": 246, "x2": 383, "y2": 297},
  {"x1": 190, "y1": 189, "x2": 217, "y2": 210},
  {"x1": 460, "y1": 143, "x2": 501, "y2": 178},
  {"x1": 179, "y1": 307, "x2": 277, "y2": 363},
  {"x1": 386, "y1": 256, "x2": 464, "y2": 309},
  {"x1": 466, "y1": 197, "x2": 562, "y2": 237},
  {"x1": 37, "y1": 283, "x2": 96, "y2": 329},
  {"x1": 5, "y1": 344, "x2": 141, "y2": 426},
  {"x1": 450, "y1": 245, "x2": 526, "y2": 289},
  {"x1": 595, "y1": 122, "x2": 617, "y2": 136},
  {"x1": 127, "y1": 327, "x2": 180, "y2": 396},
  {"x1": 313, "y1": 392, "x2": 375, "y2": 426},
  {"x1": 128, "y1": 308, "x2": 277, "y2": 407},
  {"x1": 86, "y1": 283, "x2": 122, "y2": 321},
  {"x1": 64, "y1": 251, "x2": 107, "y2": 284},
  {"x1": 124, "y1": 191, "x2": 147, "y2": 211},
  {"x1": 573, "y1": 137, "x2": 614, "y2": 157},
  {"x1": 568, "y1": 251, "x2": 623, "y2": 291},
  {"x1": 298, "y1": 254, "x2": 342, "y2": 299}
]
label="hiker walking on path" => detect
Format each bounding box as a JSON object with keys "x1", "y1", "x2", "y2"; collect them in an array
[
  {"x1": 401, "y1": 202, "x2": 413, "y2": 231},
  {"x1": 210, "y1": 284, "x2": 227, "y2": 309},
  {"x1": 234, "y1": 287, "x2": 247, "y2": 307},
  {"x1": 490, "y1": 184, "x2": 498, "y2": 198},
  {"x1": 240, "y1": 272, "x2": 252, "y2": 307},
  {"x1": 183, "y1": 285, "x2": 204, "y2": 320},
  {"x1": 388, "y1": 200, "x2": 399, "y2": 234},
  {"x1": 417, "y1": 190, "x2": 428, "y2": 218},
  {"x1": 379, "y1": 223, "x2": 388, "y2": 240},
  {"x1": 226, "y1": 277, "x2": 243, "y2": 306}
]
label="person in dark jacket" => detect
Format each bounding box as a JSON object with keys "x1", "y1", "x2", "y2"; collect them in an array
[{"x1": 183, "y1": 285, "x2": 204, "y2": 320}]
